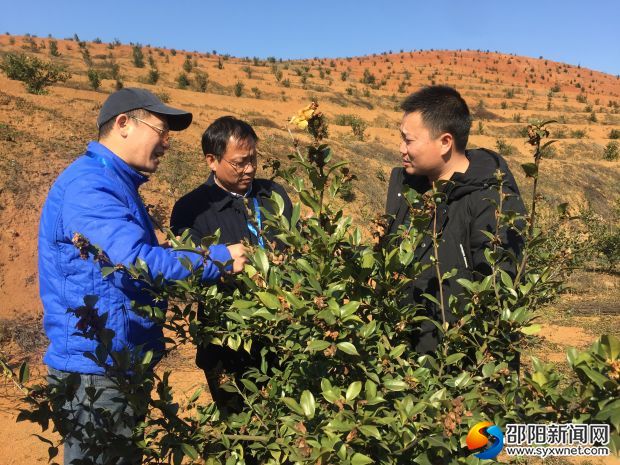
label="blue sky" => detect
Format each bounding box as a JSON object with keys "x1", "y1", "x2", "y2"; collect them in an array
[{"x1": 2, "y1": 0, "x2": 619, "y2": 75}]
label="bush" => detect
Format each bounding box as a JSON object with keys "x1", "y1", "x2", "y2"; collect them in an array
[
  {"x1": 361, "y1": 68, "x2": 376, "y2": 85},
  {"x1": 0, "y1": 52, "x2": 71, "y2": 94},
  {"x1": 603, "y1": 141, "x2": 619, "y2": 161},
  {"x1": 155, "y1": 90, "x2": 170, "y2": 103},
  {"x1": 132, "y1": 45, "x2": 144, "y2": 68},
  {"x1": 176, "y1": 72, "x2": 189, "y2": 89},
  {"x1": 87, "y1": 68, "x2": 100, "y2": 90},
  {"x1": 233, "y1": 80, "x2": 244, "y2": 97},
  {"x1": 251, "y1": 86, "x2": 261, "y2": 99},
  {"x1": 192, "y1": 71, "x2": 208, "y2": 92},
  {"x1": 608, "y1": 128, "x2": 620, "y2": 139},
  {"x1": 495, "y1": 137, "x2": 516, "y2": 156},
  {"x1": 571, "y1": 129, "x2": 587, "y2": 139},
  {"x1": 48, "y1": 40, "x2": 60, "y2": 57},
  {"x1": 145, "y1": 68, "x2": 159, "y2": 84},
  {"x1": 182, "y1": 56, "x2": 192, "y2": 73}
]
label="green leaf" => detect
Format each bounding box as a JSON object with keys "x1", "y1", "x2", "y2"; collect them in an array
[
  {"x1": 300, "y1": 390, "x2": 316, "y2": 419},
  {"x1": 360, "y1": 320, "x2": 377, "y2": 339},
  {"x1": 345, "y1": 381, "x2": 362, "y2": 401},
  {"x1": 241, "y1": 379, "x2": 258, "y2": 393},
  {"x1": 521, "y1": 162, "x2": 538, "y2": 178},
  {"x1": 445, "y1": 353, "x2": 466, "y2": 365},
  {"x1": 282, "y1": 397, "x2": 304, "y2": 415},
  {"x1": 600, "y1": 334, "x2": 620, "y2": 360},
  {"x1": 384, "y1": 379, "x2": 408, "y2": 391},
  {"x1": 307, "y1": 340, "x2": 331, "y2": 351},
  {"x1": 453, "y1": 371, "x2": 472, "y2": 388},
  {"x1": 254, "y1": 247, "x2": 269, "y2": 275},
  {"x1": 142, "y1": 350, "x2": 153, "y2": 366},
  {"x1": 520, "y1": 324, "x2": 541, "y2": 335},
  {"x1": 232, "y1": 299, "x2": 256, "y2": 310},
  {"x1": 18, "y1": 362, "x2": 29, "y2": 384},
  {"x1": 358, "y1": 425, "x2": 381, "y2": 440},
  {"x1": 180, "y1": 443, "x2": 198, "y2": 460},
  {"x1": 336, "y1": 342, "x2": 359, "y2": 356},
  {"x1": 351, "y1": 452, "x2": 374, "y2": 465},
  {"x1": 340, "y1": 301, "x2": 360, "y2": 318},
  {"x1": 389, "y1": 344, "x2": 407, "y2": 358},
  {"x1": 256, "y1": 291, "x2": 280, "y2": 310}
]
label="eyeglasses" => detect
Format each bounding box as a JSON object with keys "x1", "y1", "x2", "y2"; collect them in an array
[
  {"x1": 223, "y1": 156, "x2": 257, "y2": 174},
  {"x1": 130, "y1": 115, "x2": 170, "y2": 141}
]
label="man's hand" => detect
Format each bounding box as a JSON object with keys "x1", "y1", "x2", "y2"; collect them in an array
[{"x1": 226, "y1": 243, "x2": 248, "y2": 273}]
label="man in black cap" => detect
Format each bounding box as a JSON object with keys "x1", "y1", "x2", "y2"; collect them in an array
[{"x1": 38, "y1": 88, "x2": 247, "y2": 464}]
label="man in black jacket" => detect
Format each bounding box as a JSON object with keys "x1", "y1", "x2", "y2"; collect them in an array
[
  {"x1": 170, "y1": 116, "x2": 292, "y2": 413},
  {"x1": 386, "y1": 85, "x2": 526, "y2": 354}
]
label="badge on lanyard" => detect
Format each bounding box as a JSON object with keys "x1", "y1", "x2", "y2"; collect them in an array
[{"x1": 247, "y1": 197, "x2": 265, "y2": 248}]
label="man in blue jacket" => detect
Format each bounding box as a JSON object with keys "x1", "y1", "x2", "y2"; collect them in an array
[{"x1": 38, "y1": 88, "x2": 246, "y2": 464}]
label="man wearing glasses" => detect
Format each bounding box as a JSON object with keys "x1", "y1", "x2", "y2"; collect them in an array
[
  {"x1": 39, "y1": 88, "x2": 247, "y2": 464},
  {"x1": 170, "y1": 116, "x2": 292, "y2": 416}
]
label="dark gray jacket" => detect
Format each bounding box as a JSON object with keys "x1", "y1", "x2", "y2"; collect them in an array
[{"x1": 386, "y1": 148, "x2": 526, "y2": 353}]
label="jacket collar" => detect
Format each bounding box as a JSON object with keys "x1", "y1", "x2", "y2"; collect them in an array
[
  {"x1": 85, "y1": 141, "x2": 149, "y2": 190},
  {"x1": 206, "y1": 172, "x2": 264, "y2": 212}
]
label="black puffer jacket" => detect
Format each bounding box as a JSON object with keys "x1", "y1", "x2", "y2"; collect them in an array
[{"x1": 385, "y1": 148, "x2": 526, "y2": 353}]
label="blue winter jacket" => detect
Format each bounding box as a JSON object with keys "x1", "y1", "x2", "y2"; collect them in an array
[{"x1": 39, "y1": 142, "x2": 231, "y2": 374}]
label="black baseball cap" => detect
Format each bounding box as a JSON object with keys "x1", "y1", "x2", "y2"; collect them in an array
[{"x1": 97, "y1": 88, "x2": 193, "y2": 131}]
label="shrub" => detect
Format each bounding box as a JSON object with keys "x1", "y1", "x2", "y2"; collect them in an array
[
  {"x1": 251, "y1": 86, "x2": 261, "y2": 99},
  {"x1": 182, "y1": 56, "x2": 192, "y2": 73},
  {"x1": 87, "y1": 68, "x2": 100, "y2": 90},
  {"x1": 132, "y1": 45, "x2": 144, "y2": 68},
  {"x1": 176, "y1": 72, "x2": 189, "y2": 89},
  {"x1": 495, "y1": 137, "x2": 516, "y2": 156},
  {"x1": 0, "y1": 52, "x2": 71, "y2": 94},
  {"x1": 233, "y1": 80, "x2": 244, "y2": 97},
  {"x1": 361, "y1": 68, "x2": 376, "y2": 85},
  {"x1": 193, "y1": 71, "x2": 208, "y2": 92},
  {"x1": 576, "y1": 93, "x2": 587, "y2": 103},
  {"x1": 146, "y1": 68, "x2": 159, "y2": 84},
  {"x1": 48, "y1": 40, "x2": 60, "y2": 57},
  {"x1": 333, "y1": 114, "x2": 367, "y2": 141},
  {"x1": 609, "y1": 129, "x2": 620, "y2": 139},
  {"x1": 282, "y1": 78, "x2": 290, "y2": 88},
  {"x1": 571, "y1": 129, "x2": 587, "y2": 139},
  {"x1": 603, "y1": 141, "x2": 619, "y2": 161},
  {"x1": 155, "y1": 90, "x2": 170, "y2": 103}
]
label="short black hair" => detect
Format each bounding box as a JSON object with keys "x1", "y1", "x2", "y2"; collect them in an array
[
  {"x1": 97, "y1": 108, "x2": 150, "y2": 140},
  {"x1": 400, "y1": 85, "x2": 472, "y2": 152},
  {"x1": 201, "y1": 116, "x2": 258, "y2": 160}
]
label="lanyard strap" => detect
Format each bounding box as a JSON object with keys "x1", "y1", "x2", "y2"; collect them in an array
[{"x1": 247, "y1": 197, "x2": 265, "y2": 248}]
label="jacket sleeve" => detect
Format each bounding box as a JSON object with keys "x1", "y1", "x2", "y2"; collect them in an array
[
  {"x1": 468, "y1": 187, "x2": 526, "y2": 278},
  {"x1": 62, "y1": 177, "x2": 230, "y2": 283}
]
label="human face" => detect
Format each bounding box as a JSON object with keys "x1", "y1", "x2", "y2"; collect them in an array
[
  {"x1": 125, "y1": 112, "x2": 170, "y2": 173},
  {"x1": 399, "y1": 111, "x2": 447, "y2": 180},
  {"x1": 208, "y1": 137, "x2": 257, "y2": 195}
]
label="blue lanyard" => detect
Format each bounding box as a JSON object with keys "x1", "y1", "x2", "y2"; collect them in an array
[{"x1": 247, "y1": 197, "x2": 265, "y2": 248}]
